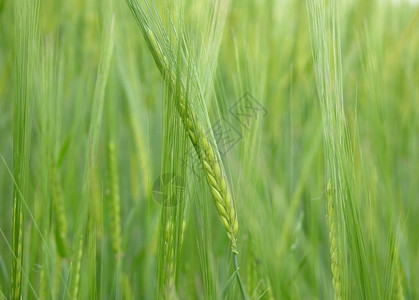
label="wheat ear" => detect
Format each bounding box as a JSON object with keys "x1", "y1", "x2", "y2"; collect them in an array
[
  {"x1": 395, "y1": 259, "x2": 404, "y2": 300},
  {"x1": 122, "y1": 273, "x2": 135, "y2": 300},
  {"x1": 107, "y1": 141, "x2": 122, "y2": 258},
  {"x1": 164, "y1": 220, "x2": 175, "y2": 299},
  {"x1": 392, "y1": 236, "x2": 404, "y2": 300},
  {"x1": 51, "y1": 164, "x2": 69, "y2": 258},
  {"x1": 146, "y1": 28, "x2": 239, "y2": 253},
  {"x1": 125, "y1": 3, "x2": 246, "y2": 296},
  {"x1": 146, "y1": 27, "x2": 247, "y2": 299},
  {"x1": 71, "y1": 235, "x2": 83, "y2": 300},
  {"x1": 327, "y1": 180, "x2": 341, "y2": 300}
]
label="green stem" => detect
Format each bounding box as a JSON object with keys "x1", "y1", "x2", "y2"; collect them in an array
[{"x1": 233, "y1": 252, "x2": 248, "y2": 300}]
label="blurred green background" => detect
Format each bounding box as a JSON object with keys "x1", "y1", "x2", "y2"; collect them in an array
[{"x1": 0, "y1": 0, "x2": 418, "y2": 299}]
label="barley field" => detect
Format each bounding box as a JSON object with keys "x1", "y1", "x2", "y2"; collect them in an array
[{"x1": 0, "y1": 0, "x2": 418, "y2": 299}]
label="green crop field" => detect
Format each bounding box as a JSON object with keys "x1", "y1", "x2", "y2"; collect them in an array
[{"x1": 0, "y1": 0, "x2": 418, "y2": 299}]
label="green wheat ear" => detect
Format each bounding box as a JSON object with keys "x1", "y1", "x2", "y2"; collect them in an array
[
  {"x1": 12, "y1": 0, "x2": 40, "y2": 297},
  {"x1": 71, "y1": 235, "x2": 83, "y2": 300},
  {"x1": 164, "y1": 220, "x2": 175, "y2": 299},
  {"x1": 147, "y1": 26, "x2": 239, "y2": 252},
  {"x1": 392, "y1": 237, "x2": 404, "y2": 300},
  {"x1": 122, "y1": 273, "x2": 134, "y2": 300},
  {"x1": 394, "y1": 259, "x2": 404, "y2": 300},
  {"x1": 327, "y1": 180, "x2": 341, "y2": 300},
  {"x1": 51, "y1": 164, "x2": 69, "y2": 258},
  {"x1": 126, "y1": 2, "x2": 246, "y2": 297},
  {"x1": 107, "y1": 141, "x2": 122, "y2": 258}
]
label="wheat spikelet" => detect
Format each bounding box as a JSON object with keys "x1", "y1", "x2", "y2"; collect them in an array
[
  {"x1": 327, "y1": 180, "x2": 341, "y2": 300},
  {"x1": 107, "y1": 141, "x2": 122, "y2": 258}
]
